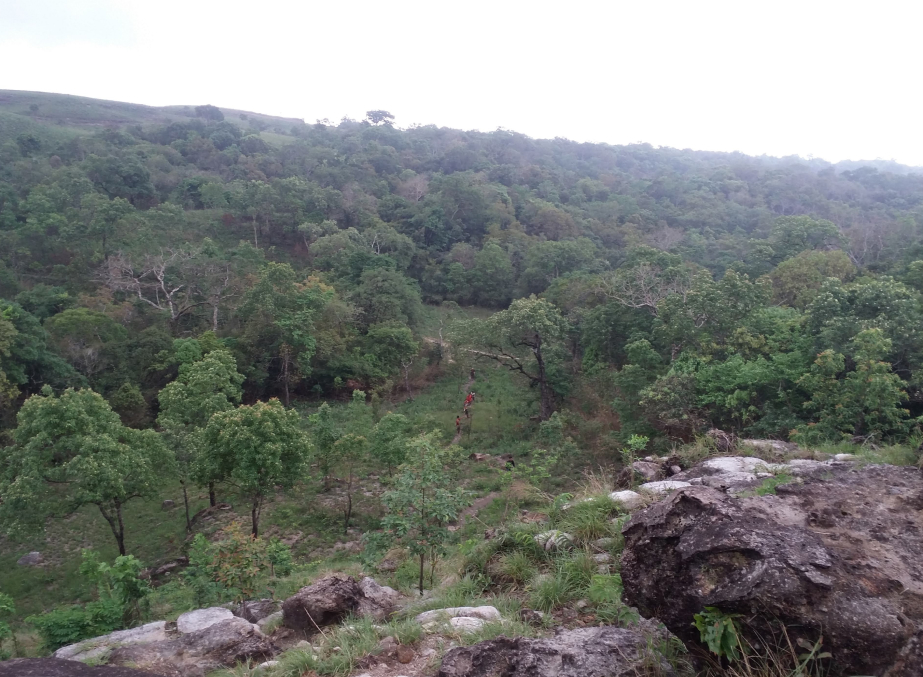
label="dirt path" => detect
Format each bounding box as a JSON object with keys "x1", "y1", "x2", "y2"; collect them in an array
[
  {"x1": 455, "y1": 490, "x2": 502, "y2": 529},
  {"x1": 451, "y1": 374, "x2": 476, "y2": 444}
]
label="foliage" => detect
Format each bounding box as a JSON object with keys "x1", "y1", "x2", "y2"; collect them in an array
[
  {"x1": 693, "y1": 607, "x2": 743, "y2": 661},
  {"x1": 0, "y1": 387, "x2": 172, "y2": 554},
  {"x1": 26, "y1": 599, "x2": 122, "y2": 653},
  {"x1": 0, "y1": 592, "x2": 14, "y2": 660},
  {"x1": 379, "y1": 433, "x2": 470, "y2": 593},
  {"x1": 200, "y1": 399, "x2": 310, "y2": 536},
  {"x1": 79, "y1": 549, "x2": 150, "y2": 623}
]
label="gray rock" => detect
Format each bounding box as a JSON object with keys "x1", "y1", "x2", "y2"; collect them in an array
[
  {"x1": 54, "y1": 621, "x2": 169, "y2": 662},
  {"x1": 233, "y1": 599, "x2": 280, "y2": 624},
  {"x1": 415, "y1": 606, "x2": 501, "y2": 625},
  {"x1": 630, "y1": 461, "x2": 662, "y2": 481},
  {"x1": 176, "y1": 607, "x2": 234, "y2": 634},
  {"x1": 518, "y1": 608, "x2": 545, "y2": 625},
  {"x1": 161, "y1": 499, "x2": 175, "y2": 511},
  {"x1": 591, "y1": 537, "x2": 616, "y2": 551},
  {"x1": 638, "y1": 480, "x2": 691, "y2": 494},
  {"x1": 107, "y1": 617, "x2": 273, "y2": 677},
  {"x1": 0, "y1": 658, "x2": 161, "y2": 676},
  {"x1": 16, "y1": 551, "x2": 43, "y2": 566},
  {"x1": 437, "y1": 626, "x2": 677, "y2": 677},
  {"x1": 357, "y1": 576, "x2": 402, "y2": 621},
  {"x1": 621, "y1": 463, "x2": 923, "y2": 677},
  {"x1": 282, "y1": 573, "x2": 362, "y2": 633},
  {"x1": 592, "y1": 553, "x2": 612, "y2": 564},
  {"x1": 608, "y1": 490, "x2": 644, "y2": 510},
  {"x1": 257, "y1": 611, "x2": 282, "y2": 631},
  {"x1": 534, "y1": 530, "x2": 573, "y2": 551}
]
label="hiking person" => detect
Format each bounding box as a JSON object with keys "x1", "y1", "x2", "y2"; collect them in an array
[{"x1": 456, "y1": 416, "x2": 461, "y2": 434}]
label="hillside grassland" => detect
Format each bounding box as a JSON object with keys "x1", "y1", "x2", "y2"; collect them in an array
[{"x1": 2, "y1": 90, "x2": 923, "y2": 672}]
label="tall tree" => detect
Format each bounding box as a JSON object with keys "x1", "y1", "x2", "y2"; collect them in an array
[
  {"x1": 200, "y1": 399, "x2": 309, "y2": 537},
  {"x1": 0, "y1": 388, "x2": 171, "y2": 555},
  {"x1": 157, "y1": 349, "x2": 244, "y2": 529},
  {"x1": 454, "y1": 295, "x2": 569, "y2": 419}
]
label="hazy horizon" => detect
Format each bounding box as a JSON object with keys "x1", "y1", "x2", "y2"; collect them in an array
[{"x1": 2, "y1": 0, "x2": 921, "y2": 165}]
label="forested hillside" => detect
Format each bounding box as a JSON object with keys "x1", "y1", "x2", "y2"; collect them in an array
[{"x1": 2, "y1": 91, "x2": 923, "y2": 446}]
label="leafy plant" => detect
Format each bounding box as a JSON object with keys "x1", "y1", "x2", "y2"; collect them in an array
[
  {"x1": 0, "y1": 593, "x2": 16, "y2": 660},
  {"x1": 26, "y1": 599, "x2": 122, "y2": 653},
  {"x1": 693, "y1": 606, "x2": 742, "y2": 661}
]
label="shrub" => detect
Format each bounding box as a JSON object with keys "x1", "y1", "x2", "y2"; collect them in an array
[{"x1": 26, "y1": 599, "x2": 122, "y2": 653}]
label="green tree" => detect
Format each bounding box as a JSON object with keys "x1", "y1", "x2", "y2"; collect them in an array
[
  {"x1": 769, "y1": 249, "x2": 855, "y2": 309},
  {"x1": 470, "y1": 241, "x2": 514, "y2": 307},
  {"x1": 44, "y1": 308, "x2": 128, "y2": 380},
  {"x1": 309, "y1": 402, "x2": 340, "y2": 491},
  {"x1": 0, "y1": 388, "x2": 171, "y2": 555},
  {"x1": 380, "y1": 433, "x2": 469, "y2": 594},
  {"x1": 794, "y1": 328, "x2": 912, "y2": 444},
  {"x1": 454, "y1": 295, "x2": 569, "y2": 419},
  {"x1": 334, "y1": 433, "x2": 368, "y2": 534},
  {"x1": 370, "y1": 412, "x2": 412, "y2": 475},
  {"x1": 201, "y1": 399, "x2": 309, "y2": 537},
  {"x1": 157, "y1": 349, "x2": 244, "y2": 528}
]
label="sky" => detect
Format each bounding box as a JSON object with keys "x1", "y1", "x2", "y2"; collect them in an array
[{"x1": 1, "y1": 0, "x2": 921, "y2": 165}]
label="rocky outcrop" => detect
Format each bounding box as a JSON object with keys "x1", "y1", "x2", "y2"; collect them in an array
[
  {"x1": 415, "y1": 606, "x2": 501, "y2": 633},
  {"x1": 281, "y1": 574, "x2": 400, "y2": 633},
  {"x1": 621, "y1": 461, "x2": 923, "y2": 676},
  {"x1": 437, "y1": 626, "x2": 678, "y2": 677},
  {"x1": 282, "y1": 573, "x2": 362, "y2": 632},
  {"x1": 107, "y1": 617, "x2": 274, "y2": 677},
  {"x1": 356, "y1": 576, "x2": 403, "y2": 621},
  {"x1": 176, "y1": 607, "x2": 233, "y2": 633},
  {"x1": 16, "y1": 551, "x2": 42, "y2": 566},
  {"x1": 0, "y1": 658, "x2": 160, "y2": 676},
  {"x1": 233, "y1": 599, "x2": 280, "y2": 624},
  {"x1": 54, "y1": 622, "x2": 169, "y2": 662}
]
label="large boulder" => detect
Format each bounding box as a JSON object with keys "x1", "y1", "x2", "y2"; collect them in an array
[
  {"x1": 176, "y1": 607, "x2": 234, "y2": 633},
  {"x1": 621, "y1": 462, "x2": 923, "y2": 676},
  {"x1": 107, "y1": 617, "x2": 273, "y2": 677},
  {"x1": 0, "y1": 659, "x2": 160, "y2": 676},
  {"x1": 437, "y1": 626, "x2": 678, "y2": 677},
  {"x1": 356, "y1": 576, "x2": 402, "y2": 621},
  {"x1": 281, "y1": 573, "x2": 363, "y2": 632},
  {"x1": 54, "y1": 622, "x2": 169, "y2": 662}
]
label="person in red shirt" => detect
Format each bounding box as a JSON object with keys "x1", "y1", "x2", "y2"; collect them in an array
[{"x1": 456, "y1": 416, "x2": 461, "y2": 434}]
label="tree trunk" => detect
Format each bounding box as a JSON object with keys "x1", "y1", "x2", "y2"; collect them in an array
[
  {"x1": 418, "y1": 553, "x2": 425, "y2": 595},
  {"x1": 209, "y1": 483, "x2": 216, "y2": 507},
  {"x1": 343, "y1": 492, "x2": 352, "y2": 535},
  {"x1": 98, "y1": 504, "x2": 127, "y2": 556},
  {"x1": 252, "y1": 218, "x2": 259, "y2": 248},
  {"x1": 212, "y1": 301, "x2": 219, "y2": 332},
  {"x1": 182, "y1": 481, "x2": 191, "y2": 533},
  {"x1": 533, "y1": 334, "x2": 555, "y2": 420},
  {"x1": 251, "y1": 496, "x2": 262, "y2": 538}
]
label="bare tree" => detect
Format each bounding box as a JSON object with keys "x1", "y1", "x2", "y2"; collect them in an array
[
  {"x1": 102, "y1": 249, "x2": 204, "y2": 324},
  {"x1": 597, "y1": 262, "x2": 692, "y2": 316}
]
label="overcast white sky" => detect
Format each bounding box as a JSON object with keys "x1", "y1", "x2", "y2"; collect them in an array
[{"x1": 1, "y1": 0, "x2": 921, "y2": 165}]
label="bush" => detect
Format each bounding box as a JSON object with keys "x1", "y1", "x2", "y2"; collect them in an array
[{"x1": 26, "y1": 599, "x2": 122, "y2": 652}]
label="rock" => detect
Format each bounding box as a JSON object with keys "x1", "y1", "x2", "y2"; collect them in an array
[
  {"x1": 140, "y1": 557, "x2": 188, "y2": 585},
  {"x1": 608, "y1": 490, "x2": 644, "y2": 510},
  {"x1": 591, "y1": 537, "x2": 616, "y2": 551},
  {"x1": 257, "y1": 611, "x2": 282, "y2": 631},
  {"x1": 469, "y1": 453, "x2": 491, "y2": 462},
  {"x1": 254, "y1": 660, "x2": 279, "y2": 672},
  {"x1": 706, "y1": 428, "x2": 737, "y2": 454},
  {"x1": 621, "y1": 463, "x2": 923, "y2": 677},
  {"x1": 357, "y1": 576, "x2": 402, "y2": 621},
  {"x1": 834, "y1": 453, "x2": 857, "y2": 461},
  {"x1": 630, "y1": 461, "x2": 662, "y2": 481},
  {"x1": 233, "y1": 599, "x2": 280, "y2": 624},
  {"x1": 396, "y1": 644, "x2": 415, "y2": 663},
  {"x1": 55, "y1": 621, "x2": 169, "y2": 662},
  {"x1": 282, "y1": 573, "x2": 362, "y2": 633},
  {"x1": 669, "y1": 465, "x2": 682, "y2": 475},
  {"x1": 638, "y1": 480, "x2": 691, "y2": 494},
  {"x1": 0, "y1": 658, "x2": 161, "y2": 676},
  {"x1": 16, "y1": 551, "x2": 43, "y2": 566},
  {"x1": 740, "y1": 438, "x2": 798, "y2": 457},
  {"x1": 518, "y1": 608, "x2": 545, "y2": 625},
  {"x1": 534, "y1": 530, "x2": 573, "y2": 551},
  {"x1": 107, "y1": 617, "x2": 274, "y2": 677},
  {"x1": 415, "y1": 606, "x2": 501, "y2": 625},
  {"x1": 377, "y1": 558, "x2": 399, "y2": 573},
  {"x1": 161, "y1": 499, "x2": 175, "y2": 511},
  {"x1": 177, "y1": 606, "x2": 235, "y2": 634},
  {"x1": 437, "y1": 626, "x2": 677, "y2": 677},
  {"x1": 592, "y1": 553, "x2": 612, "y2": 564},
  {"x1": 447, "y1": 617, "x2": 486, "y2": 632},
  {"x1": 378, "y1": 635, "x2": 398, "y2": 652}
]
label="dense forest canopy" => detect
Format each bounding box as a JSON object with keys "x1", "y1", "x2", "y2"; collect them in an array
[{"x1": 2, "y1": 90, "x2": 923, "y2": 447}]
